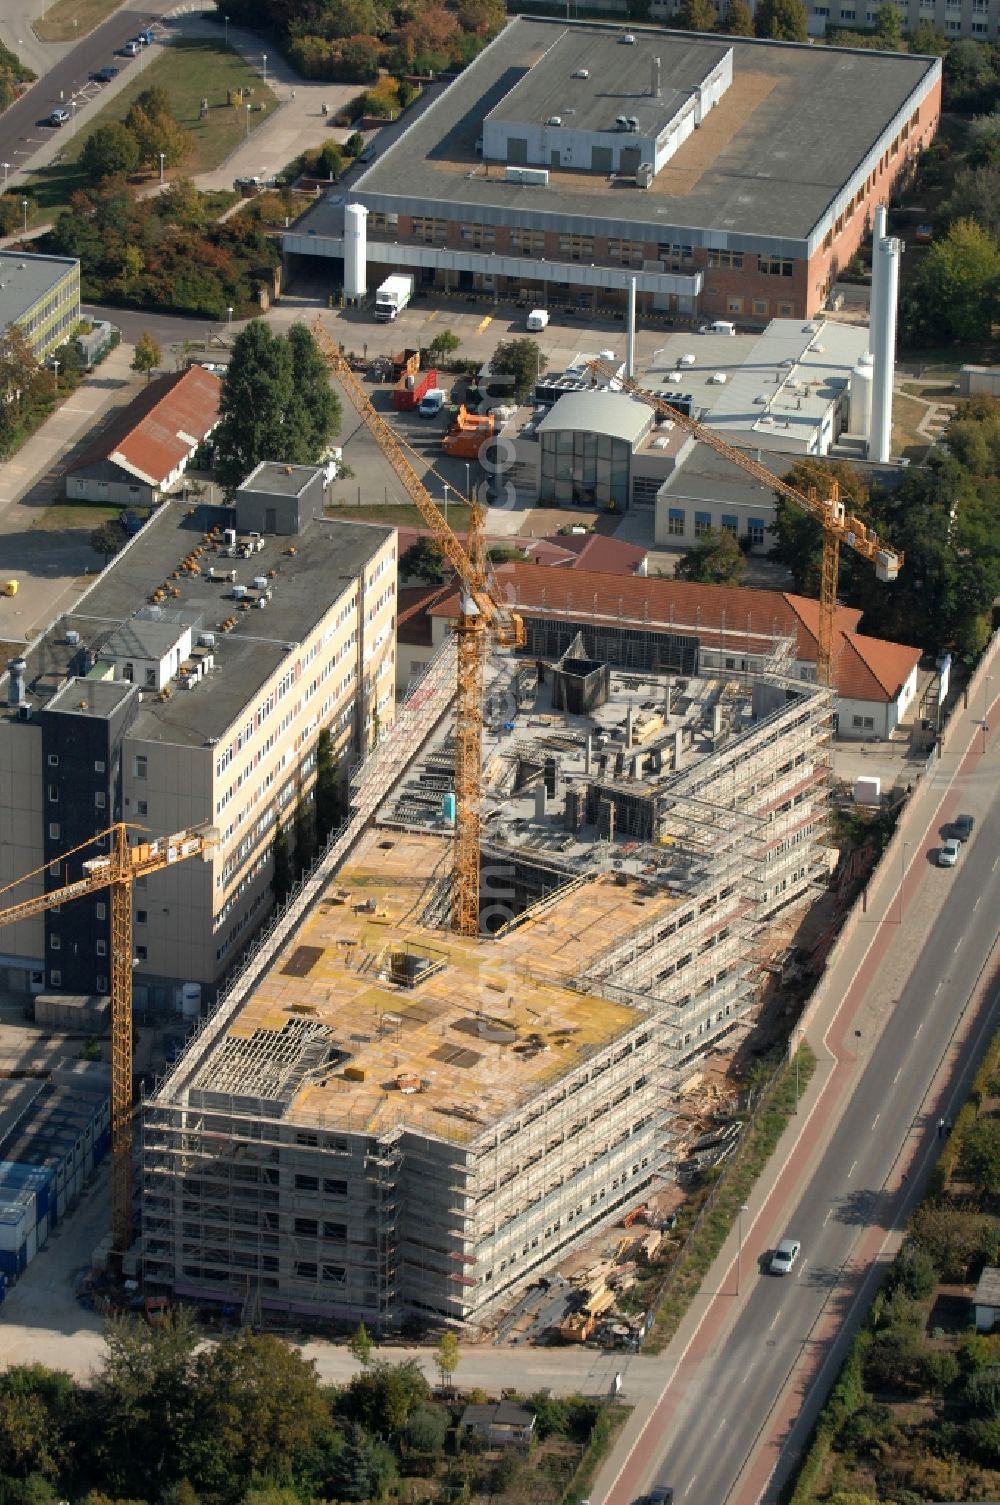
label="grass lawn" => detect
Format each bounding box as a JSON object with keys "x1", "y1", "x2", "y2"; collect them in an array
[
  {"x1": 30, "y1": 503, "x2": 119, "y2": 533},
  {"x1": 34, "y1": 0, "x2": 119, "y2": 43},
  {"x1": 325, "y1": 501, "x2": 474, "y2": 532},
  {"x1": 23, "y1": 39, "x2": 277, "y2": 225},
  {"x1": 892, "y1": 391, "x2": 935, "y2": 462}
]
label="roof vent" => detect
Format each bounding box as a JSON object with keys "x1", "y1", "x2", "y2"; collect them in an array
[
  {"x1": 627, "y1": 116, "x2": 640, "y2": 130},
  {"x1": 615, "y1": 115, "x2": 629, "y2": 130},
  {"x1": 573, "y1": 68, "x2": 590, "y2": 78},
  {"x1": 621, "y1": 31, "x2": 636, "y2": 42},
  {"x1": 65, "y1": 629, "x2": 81, "y2": 646},
  {"x1": 547, "y1": 115, "x2": 562, "y2": 126}
]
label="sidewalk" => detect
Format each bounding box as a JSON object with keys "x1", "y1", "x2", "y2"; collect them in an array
[
  {"x1": 589, "y1": 635, "x2": 1000, "y2": 1504},
  {"x1": 0, "y1": 339, "x2": 144, "y2": 641}
]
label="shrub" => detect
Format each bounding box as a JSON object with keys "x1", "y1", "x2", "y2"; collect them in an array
[{"x1": 886, "y1": 1242, "x2": 939, "y2": 1302}]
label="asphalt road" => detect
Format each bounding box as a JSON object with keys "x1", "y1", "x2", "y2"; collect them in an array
[
  {"x1": 0, "y1": 6, "x2": 162, "y2": 176},
  {"x1": 639, "y1": 772, "x2": 1000, "y2": 1505}
]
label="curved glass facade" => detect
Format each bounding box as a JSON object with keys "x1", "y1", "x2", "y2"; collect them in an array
[{"x1": 539, "y1": 429, "x2": 630, "y2": 509}]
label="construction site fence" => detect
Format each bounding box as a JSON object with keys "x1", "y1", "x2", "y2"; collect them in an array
[{"x1": 793, "y1": 627, "x2": 1000, "y2": 1049}]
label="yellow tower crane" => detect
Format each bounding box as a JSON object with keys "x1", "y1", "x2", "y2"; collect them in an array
[
  {"x1": 0, "y1": 822, "x2": 214, "y2": 1255},
  {"x1": 589, "y1": 360, "x2": 904, "y2": 685},
  {"x1": 311, "y1": 319, "x2": 524, "y2": 936}
]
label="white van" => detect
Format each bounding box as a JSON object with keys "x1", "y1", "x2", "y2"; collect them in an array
[
  {"x1": 699, "y1": 320, "x2": 736, "y2": 336},
  {"x1": 526, "y1": 309, "x2": 550, "y2": 332},
  {"x1": 418, "y1": 388, "x2": 447, "y2": 418}
]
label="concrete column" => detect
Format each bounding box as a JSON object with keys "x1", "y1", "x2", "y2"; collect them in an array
[
  {"x1": 712, "y1": 704, "x2": 723, "y2": 737},
  {"x1": 627, "y1": 277, "x2": 637, "y2": 380},
  {"x1": 584, "y1": 734, "x2": 592, "y2": 775},
  {"x1": 869, "y1": 230, "x2": 900, "y2": 465},
  {"x1": 626, "y1": 704, "x2": 635, "y2": 745},
  {"x1": 535, "y1": 783, "x2": 547, "y2": 820},
  {"x1": 673, "y1": 728, "x2": 684, "y2": 770}
]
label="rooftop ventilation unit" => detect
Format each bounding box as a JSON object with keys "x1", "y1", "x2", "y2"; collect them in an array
[
  {"x1": 620, "y1": 31, "x2": 636, "y2": 43},
  {"x1": 65, "y1": 629, "x2": 81, "y2": 646},
  {"x1": 546, "y1": 115, "x2": 562, "y2": 126},
  {"x1": 615, "y1": 115, "x2": 629, "y2": 130},
  {"x1": 504, "y1": 166, "x2": 549, "y2": 186},
  {"x1": 199, "y1": 632, "x2": 216, "y2": 649},
  {"x1": 637, "y1": 162, "x2": 654, "y2": 189},
  {"x1": 627, "y1": 116, "x2": 640, "y2": 130}
]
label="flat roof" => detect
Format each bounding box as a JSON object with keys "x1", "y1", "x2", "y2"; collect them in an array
[
  {"x1": 182, "y1": 828, "x2": 657, "y2": 1141},
  {"x1": 0, "y1": 251, "x2": 77, "y2": 321},
  {"x1": 3, "y1": 501, "x2": 394, "y2": 749},
  {"x1": 488, "y1": 29, "x2": 730, "y2": 137},
  {"x1": 325, "y1": 18, "x2": 939, "y2": 243},
  {"x1": 240, "y1": 462, "x2": 322, "y2": 498}
]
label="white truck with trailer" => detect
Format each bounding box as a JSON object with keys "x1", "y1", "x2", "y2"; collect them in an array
[{"x1": 374, "y1": 274, "x2": 414, "y2": 322}]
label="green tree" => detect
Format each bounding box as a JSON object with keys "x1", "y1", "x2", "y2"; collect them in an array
[
  {"x1": 938, "y1": 162, "x2": 1000, "y2": 239},
  {"x1": 339, "y1": 1360, "x2": 430, "y2": 1434},
  {"x1": 909, "y1": 218, "x2": 1000, "y2": 344},
  {"x1": 874, "y1": 2, "x2": 903, "y2": 44},
  {"x1": 213, "y1": 324, "x2": 294, "y2": 494},
  {"x1": 317, "y1": 141, "x2": 343, "y2": 179},
  {"x1": 403, "y1": 1403, "x2": 448, "y2": 1456},
  {"x1": 427, "y1": 329, "x2": 461, "y2": 364},
  {"x1": 287, "y1": 322, "x2": 341, "y2": 462},
  {"x1": 131, "y1": 331, "x2": 162, "y2": 382},
  {"x1": 344, "y1": 131, "x2": 365, "y2": 157},
  {"x1": 271, "y1": 819, "x2": 292, "y2": 904},
  {"x1": 887, "y1": 1241, "x2": 938, "y2": 1301},
  {"x1": 677, "y1": 0, "x2": 717, "y2": 28},
  {"x1": 767, "y1": 457, "x2": 871, "y2": 595},
  {"x1": 348, "y1": 1320, "x2": 374, "y2": 1368},
  {"x1": 90, "y1": 518, "x2": 128, "y2": 561},
  {"x1": 436, "y1": 1331, "x2": 460, "y2": 1389},
  {"x1": 327, "y1": 1425, "x2": 396, "y2": 1503},
  {"x1": 81, "y1": 122, "x2": 141, "y2": 180},
  {"x1": 0, "y1": 1366, "x2": 76, "y2": 1483},
  {"x1": 960, "y1": 1116, "x2": 1000, "y2": 1195},
  {"x1": 314, "y1": 728, "x2": 341, "y2": 846},
  {"x1": 754, "y1": 0, "x2": 808, "y2": 39},
  {"x1": 676, "y1": 527, "x2": 746, "y2": 585},
  {"x1": 293, "y1": 796, "x2": 315, "y2": 875},
  {"x1": 400, "y1": 536, "x2": 446, "y2": 583},
  {"x1": 910, "y1": 1201, "x2": 1000, "y2": 1280},
  {"x1": 722, "y1": 0, "x2": 755, "y2": 32},
  {"x1": 489, "y1": 337, "x2": 546, "y2": 401}
]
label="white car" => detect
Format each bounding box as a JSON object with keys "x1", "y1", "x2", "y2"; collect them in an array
[
  {"x1": 938, "y1": 838, "x2": 961, "y2": 868},
  {"x1": 526, "y1": 308, "x2": 550, "y2": 331},
  {"x1": 770, "y1": 1237, "x2": 801, "y2": 1275}
]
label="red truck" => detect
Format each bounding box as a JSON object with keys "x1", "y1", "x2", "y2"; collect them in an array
[{"x1": 393, "y1": 365, "x2": 438, "y2": 412}]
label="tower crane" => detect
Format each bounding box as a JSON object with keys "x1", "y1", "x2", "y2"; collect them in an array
[
  {"x1": 0, "y1": 822, "x2": 214, "y2": 1255},
  {"x1": 311, "y1": 318, "x2": 524, "y2": 937},
  {"x1": 589, "y1": 359, "x2": 904, "y2": 686}
]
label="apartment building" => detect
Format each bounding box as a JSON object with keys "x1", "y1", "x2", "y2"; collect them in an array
[
  {"x1": 0, "y1": 466, "x2": 396, "y2": 1008},
  {"x1": 0, "y1": 251, "x2": 80, "y2": 361}
]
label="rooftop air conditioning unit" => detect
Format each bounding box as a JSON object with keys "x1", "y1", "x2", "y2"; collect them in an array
[
  {"x1": 252, "y1": 576, "x2": 268, "y2": 591},
  {"x1": 616, "y1": 115, "x2": 629, "y2": 130},
  {"x1": 65, "y1": 629, "x2": 81, "y2": 646},
  {"x1": 621, "y1": 31, "x2": 636, "y2": 42},
  {"x1": 199, "y1": 632, "x2": 216, "y2": 649},
  {"x1": 232, "y1": 584, "x2": 247, "y2": 600},
  {"x1": 627, "y1": 116, "x2": 639, "y2": 130},
  {"x1": 183, "y1": 676, "x2": 198, "y2": 690},
  {"x1": 547, "y1": 115, "x2": 562, "y2": 126}
]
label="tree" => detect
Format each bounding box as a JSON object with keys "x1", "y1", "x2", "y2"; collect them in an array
[
  {"x1": 315, "y1": 728, "x2": 341, "y2": 846},
  {"x1": 722, "y1": 0, "x2": 755, "y2": 33},
  {"x1": 427, "y1": 329, "x2": 461, "y2": 364},
  {"x1": 317, "y1": 141, "x2": 343, "y2": 179},
  {"x1": 910, "y1": 1201, "x2": 1000, "y2": 1279},
  {"x1": 344, "y1": 132, "x2": 365, "y2": 157},
  {"x1": 767, "y1": 458, "x2": 871, "y2": 596},
  {"x1": 131, "y1": 331, "x2": 161, "y2": 382},
  {"x1": 909, "y1": 218, "x2": 1000, "y2": 344},
  {"x1": 874, "y1": 2, "x2": 903, "y2": 44},
  {"x1": 886, "y1": 1242, "x2": 938, "y2": 1301},
  {"x1": 271, "y1": 820, "x2": 292, "y2": 904},
  {"x1": 937, "y1": 162, "x2": 1000, "y2": 240},
  {"x1": 339, "y1": 1360, "x2": 430, "y2": 1434},
  {"x1": 959, "y1": 1116, "x2": 1000, "y2": 1195},
  {"x1": 403, "y1": 1403, "x2": 448, "y2": 1456},
  {"x1": 677, "y1": 0, "x2": 717, "y2": 27},
  {"x1": 90, "y1": 518, "x2": 128, "y2": 561},
  {"x1": 400, "y1": 536, "x2": 446, "y2": 583},
  {"x1": 489, "y1": 337, "x2": 546, "y2": 402},
  {"x1": 676, "y1": 528, "x2": 746, "y2": 585},
  {"x1": 754, "y1": 0, "x2": 808, "y2": 39},
  {"x1": 435, "y1": 1331, "x2": 460, "y2": 1390},
  {"x1": 293, "y1": 796, "x2": 315, "y2": 876},
  {"x1": 213, "y1": 323, "x2": 303, "y2": 493},
  {"x1": 0, "y1": 1366, "x2": 76, "y2": 1484},
  {"x1": 286, "y1": 322, "x2": 341, "y2": 461},
  {"x1": 81, "y1": 122, "x2": 141, "y2": 181},
  {"x1": 349, "y1": 1321, "x2": 374, "y2": 1368},
  {"x1": 327, "y1": 1425, "x2": 396, "y2": 1503}
]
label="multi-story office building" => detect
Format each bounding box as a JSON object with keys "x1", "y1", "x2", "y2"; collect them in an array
[
  {"x1": 0, "y1": 464, "x2": 396, "y2": 1007},
  {"x1": 283, "y1": 19, "x2": 941, "y2": 324},
  {"x1": 0, "y1": 251, "x2": 80, "y2": 361}
]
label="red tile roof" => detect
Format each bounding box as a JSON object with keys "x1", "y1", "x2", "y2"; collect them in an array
[
  {"x1": 542, "y1": 533, "x2": 648, "y2": 575},
  {"x1": 73, "y1": 365, "x2": 222, "y2": 487},
  {"x1": 428, "y1": 562, "x2": 919, "y2": 704}
]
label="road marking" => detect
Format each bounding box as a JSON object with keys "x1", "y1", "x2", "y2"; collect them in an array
[
  {"x1": 477, "y1": 314, "x2": 493, "y2": 332},
  {"x1": 974, "y1": 896, "x2": 982, "y2": 911},
  {"x1": 424, "y1": 310, "x2": 438, "y2": 324},
  {"x1": 684, "y1": 1477, "x2": 697, "y2": 1497},
  {"x1": 715, "y1": 1416, "x2": 727, "y2": 1434},
  {"x1": 848, "y1": 1159, "x2": 857, "y2": 1177},
  {"x1": 742, "y1": 1365, "x2": 755, "y2": 1384},
  {"x1": 915, "y1": 1019, "x2": 924, "y2": 1035},
  {"x1": 823, "y1": 1208, "x2": 832, "y2": 1226},
  {"x1": 769, "y1": 1310, "x2": 779, "y2": 1330},
  {"x1": 872, "y1": 1113, "x2": 880, "y2": 1130},
  {"x1": 797, "y1": 1259, "x2": 808, "y2": 1278},
  {"x1": 893, "y1": 1068, "x2": 902, "y2": 1084},
  {"x1": 954, "y1": 941, "x2": 963, "y2": 955},
  {"x1": 993, "y1": 856, "x2": 998, "y2": 871}
]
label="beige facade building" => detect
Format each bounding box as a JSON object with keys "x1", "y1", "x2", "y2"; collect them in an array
[{"x1": 0, "y1": 466, "x2": 396, "y2": 1008}]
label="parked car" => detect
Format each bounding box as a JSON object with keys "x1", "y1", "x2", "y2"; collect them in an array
[
  {"x1": 648, "y1": 1490, "x2": 674, "y2": 1505},
  {"x1": 938, "y1": 838, "x2": 961, "y2": 868},
  {"x1": 121, "y1": 39, "x2": 139, "y2": 56},
  {"x1": 770, "y1": 1237, "x2": 801, "y2": 1275},
  {"x1": 914, "y1": 223, "x2": 933, "y2": 244},
  {"x1": 952, "y1": 813, "x2": 975, "y2": 842},
  {"x1": 48, "y1": 108, "x2": 71, "y2": 127},
  {"x1": 137, "y1": 29, "x2": 155, "y2": 44},
  {"x1": 95, "y1": 65, "x2": 119, "y2": 82}
]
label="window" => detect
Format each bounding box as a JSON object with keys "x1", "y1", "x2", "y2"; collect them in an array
[
  {"x1": 747, "y1": 517, "x2": 766, "y2": 547},
  {"x1": 145, "y1": 670, "x2": 156, "y2": 689},
  {"x1": 411, "y1": 216, "x2": 445, "y2": 242},
  {"x1": 694, "y1": 511, "x2": 712, "y2": 538},
  {"x1": 323, "y1": 1177, "x2": 348, "y2": 1196},
  {"x1": 852, "y1": 715, "x2": 876, "y2": 730},
  {"x1": 133, "y1": 755, "x2": 147, "y2": 778},
  {"x1": 47, "y1": 753, "x2": 59, "y2": 768},
  {"x1": 95, "y1": 791, "x2": 106, "y2": 809},
  {"x1": 96, "y1": 939, "x2": 106, "y2": 957},
  {"x1": 48, "y1": 784, "x2": 58, "y2": 803},
  {"x1": 720, "y1": 515, "x2": 738, "y2": 537},
  {"x1": 137, "y1": 801, "x2": 148, "y2": 817},
  {"x1": 323, "y1": 1220, "x2": 348, "y2": 1240},
  {"x1": 322, "y1": 1264, "x2": 346, "y2": 1283},
  {"x1": 777, "y1": 301, "x2": 795, "y2": 317},
  {"x1": 96, "y1": 902, "x2": 106, "y2": 920},
  {"x1": 727, "y1": 296, "x2": 743, "y2": 315},
  {"x1": 972, "y1": 19, "x2": 989, "y2": 29},
  {"x1": 136, "y1": 909, "x2": 147, "y2": 924},
  {"x1": 667, "y1": 507, "x2": 685, "y2": 536},
  {"x1": 752, "y1": 298, "x2": 768, "y2": 316},
  {"x1": 48, "y1": 822, "x2": 60, "y2": 841},
  {"x1": 707, "y1": 248, "x2": 743, "y2": 269},
  {"x1": 295, "y1": 1261, "x2": 317, "y2": 1280},
  {"x1": 659, "y1": 242, "x2": 693, "y2": 268},
  {"x1": 460, "y1": 223, "x2": 495, "y2": 247},
  {"x1": 609, "y1": 237, "x2": 645, "y2": 264},
  {"x1": 50, "y1": 969, "x2": 61, "y2": 987},
  {"x1": 758, "y1": 255, "x2": 793, "y2": 277},
  {"x1": 50, "y1": 934, "x2": 61, "y2": 951},
  {"x1": 369, "y1": 211, "x2": 398, "y2": 233},
  {"x1": 558, "y1": 233, "x2": 594, "y2": 261},
  {"x1": 509, "y1": 227, "x2": 544, "y2": 255},
  {"x1": 294, "y1": 1217, "x2": 318, "y2": 1237},
  {"x1": 94, "y1": 760, "x2": 105, "y2": 773},
  {"x1": 840, "y1": 6, "x2": 855, "y2": 16},
  {"x1": 135, "y1": 945, "x2": 147, "y2": 962},
  {"x1": 295, "y1": 1174, "x2": 319, "y2": 1192},
  {"x1": 812, "y1": 4, "x2": 829, "y2": 12},
  {"x1": 96, "y1": 975, "x2": 108, "y2": 992}
]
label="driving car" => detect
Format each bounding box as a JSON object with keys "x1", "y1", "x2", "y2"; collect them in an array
[
  {"x1": 648, "y1": 1489, "x2": 674, "y2": 1504},
  {"x1": 952, "y1": 813, "x2": 975, "y2": 842},
  {"x1": 938, "y1": 838, "x2": 961, "y2": 868},
  {"x1": 770, "y1": 1237, "x2": 801, "y2": 1275}
]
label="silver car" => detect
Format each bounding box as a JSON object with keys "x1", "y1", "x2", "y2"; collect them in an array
[
  {"x1": 938, "y1": 838, "x2": 960, "y2": 868},
  {"x1": 770, "y1": 1237, "x2": 801, "y2": 1275}
]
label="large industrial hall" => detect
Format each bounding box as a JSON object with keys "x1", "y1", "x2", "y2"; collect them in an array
[
  {"x1": 282, "y1": 17, "x2": 941, "y2": 323},
  {"x1": 142, "y1": 616, "x2": 832, "y2": 1328}
]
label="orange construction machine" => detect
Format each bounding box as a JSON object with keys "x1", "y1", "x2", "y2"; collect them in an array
[{"x1": 442, "y1": 405, "x2": 495, "y2": 459}]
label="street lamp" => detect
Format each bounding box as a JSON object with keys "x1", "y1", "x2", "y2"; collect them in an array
[
  {"x1": 736, "y1": 1202, "x2": 749, "y2": 1295},
  {"x1": 245, "y1": 102, "x2": 251, "y2": 139},
  {"x1": 1, "y1": 163, "x2": 9, "y2": 187},
  {"x1": 977, "y1": 719, "x2": 989, "y2": 753},
  {"x1": 159, "y1": 151, "x2": 165, "y2": 184},
  {"x1": 226, "y1": 306, "x2": 233, "y2": 331},
  {"x1": 224, "y1": 14, "x2": 229, "y2": 46},
  {"x1": 443, "y1": 483, "x2": 450, "y2": 522},
  {"x1": 465, "y1": 461, "x2": 471, "y2": 503},
  {"x1": 21, "y1": 198, "x2": 28, "y2": 234},
  {"x1": 262, "y1": 53, "x2": 267, "y2": 86}
]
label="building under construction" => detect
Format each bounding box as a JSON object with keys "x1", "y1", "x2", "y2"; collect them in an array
[{"x1": 141, "y1": 621, "x2": 831, "y2": 1328}]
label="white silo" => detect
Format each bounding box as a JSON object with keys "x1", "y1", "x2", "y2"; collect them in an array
[
  {"x1": 344, "y1": 203, "x2": 368, "y2": 303},
  {"x1": 849, "y1": 351, "x2": 874, "y2": 440},
  {"x1": 869, "y1": 230, "x2": 900, "y2": 464}
]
